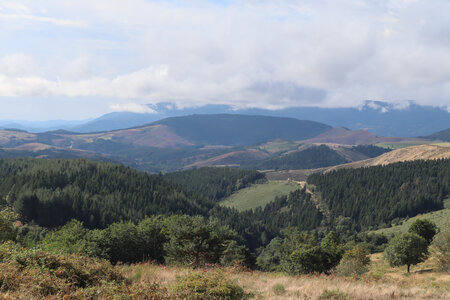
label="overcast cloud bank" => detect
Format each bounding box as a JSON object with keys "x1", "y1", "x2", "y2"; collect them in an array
[{"x1": 0, "y1": 0, "x2": 449, "y2": 119}]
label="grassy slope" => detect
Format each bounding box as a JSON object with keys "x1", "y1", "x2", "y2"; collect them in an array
[
  {"x1": 371, "y1": 208, "x2": 450, "y2": 238},
  {"x1": 122, "y1": 255, "x2": 450, "y2": 300},
  {"x1": 375, "y1": 140, "x2": 435, "y2": 149},
  {"x1": 219, "y1": 181, "x2": 301, "y2": 211}
]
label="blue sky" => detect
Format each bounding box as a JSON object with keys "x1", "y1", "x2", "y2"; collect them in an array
[{"x1": 0, "y1": 0, "x2": 449, "y2": 120}]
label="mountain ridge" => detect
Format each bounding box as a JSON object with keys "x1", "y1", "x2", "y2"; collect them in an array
[{"x1": 2, "y1": 101, "x2": 449, "y2": 137}]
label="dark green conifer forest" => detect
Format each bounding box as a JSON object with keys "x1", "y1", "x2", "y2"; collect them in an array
[
  {"x1": 0, "y1": 159, "x2": 213, "y2": 228},
  {"x1": 1, "y1": 157, "x2": 448, "y2": 272},
  {"x1": 307, "y1": 159, "x2": 450, "y2": 230}
]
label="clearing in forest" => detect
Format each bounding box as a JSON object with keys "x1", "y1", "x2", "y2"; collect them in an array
[{"x1": 219, "y1": 180, "x2": 300, "y2": 211}]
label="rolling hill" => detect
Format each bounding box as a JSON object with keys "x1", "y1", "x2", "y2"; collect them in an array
[
  {"x1": 264, "y1": 143, "x2": 450, "y2": 181},
  {"x1": 422, "y1": 128, "x2": 450, "y2": 142},
  {"x1": 0, "y1": 114, "x2": 331, "y2": 149},
  {"x1": 0, "y1": 115, "x2": 332, "y2": 172},
  {"x1": 5, "y1": 100, "x2": 447, "y2": 137},
  {"x1": 325, "y1": 143, "x2": 450, "y2": 172},
  {"x1": 0, "y1": 114, "x2": 439, "y2": 174},
  {"x1": 152, "y1": 114, "x2": 332, "y2": 145}
]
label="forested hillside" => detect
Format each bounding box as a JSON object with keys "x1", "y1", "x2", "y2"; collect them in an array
[
  {"x1": 1, "y1": 157, "x2": 448, "y2": 257},
  {"x1": 212, "y1": 188, "x2": 323, "y2": 251},
  {"x1": 164, "y1": 167, "x2": 266, "y2": 201},
  {"x1": 0, "y1": 159, "x2": 213, "y2": 228},
  {"x1": 243, "y1": 145, "x2": 348, "y2": 170},
  {"x1": 153, "y1": 114, "x2": 331, "y2": 145},
  {"x1": 241, "y1": 144, "x2": 390, "y2": 170},
  {"x1": 307, "y1": 159, "x2": 450, "y2": 230},
  {"x1": 422, "y1": 128, "x2": 450, "y2": 142}
]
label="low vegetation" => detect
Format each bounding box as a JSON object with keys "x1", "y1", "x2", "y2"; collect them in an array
[
  {"x1": 220, "y1": 180, "x2": 300, "y2": 211},
  {"x1": 1, "y1": 156, "x2": 449, "y2": 298},
  {"x1": 371, "y1": 208, "x2": 450, "y2": 237}
]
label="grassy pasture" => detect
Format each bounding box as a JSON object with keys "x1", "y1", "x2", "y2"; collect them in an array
[
  {"x1": 371, "y1": 208, "x2": 450, "y2": 238},
  {"x1": 220, "y1": 180, "x2": 300, "y2": 211}
]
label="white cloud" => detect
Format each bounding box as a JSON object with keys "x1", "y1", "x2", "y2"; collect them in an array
[
  {"x1": 0, "y1": 13, "x2": 88, "y2": 27},
  {"x1": 0, "y1": 0, "x2": 450, "y2": 117},
  {"x1": 110, "y1": 103, "x2": 156, "y2": 114},
  {"x1": 0, "y1": 53, "x2": 36, "y2": 76}
]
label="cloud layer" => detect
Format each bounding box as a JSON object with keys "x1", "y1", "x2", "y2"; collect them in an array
[{"x1": 0, "y1": 0, "x2": 449, "y2": 118}]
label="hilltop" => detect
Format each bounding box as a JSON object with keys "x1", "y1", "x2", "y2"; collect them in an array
[
  {"x1": 326, "y1": 143, "x2": 450, "y2": 172},
  {"x1": 422, "y1": 128, "x2": 450, "y2": 142}
]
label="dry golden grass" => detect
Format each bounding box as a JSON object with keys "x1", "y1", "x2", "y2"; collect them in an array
[
  {"x1": 326, "y1": 144, "x2": 450, "y2": 173},
  {"x1": 121, "y1": 254, "x2": 450, "y2": 300}
]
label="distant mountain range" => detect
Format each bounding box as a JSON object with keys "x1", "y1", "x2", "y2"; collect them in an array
[
  {"x1": 0, "y1": 113, "x2": 442, "y2": 173},
  {"x1": 1, "y1": 101, "x2": 449, "y2": 137}
]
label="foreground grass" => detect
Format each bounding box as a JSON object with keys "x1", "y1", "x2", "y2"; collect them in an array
[
  {"x1": 122, "y1": 255, "x2": 450, "y2": 299},
  {"x1": 2, "y1": 240, "x2": 448, "y2": 299},
  {"x1": 371, "y1": 208, "x2": 450, "y2": 238},
  {"x1": 220, "y1": 181, "x2": 300, "y2": 211}
]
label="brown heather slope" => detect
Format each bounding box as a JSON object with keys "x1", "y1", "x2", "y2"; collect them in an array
[
  {"x1": 185, "y1": 149, "x2": 270, "y2": 168},
  {"x1": 96, "y1": 124, "x2": 194, "y2": 148},
  {"x1": 0, "y1": 124, "x2": 194, "y2": 149},
  {"x1": 325, "y1": 143, "x2": 450, "y2": 172},
  {"x1": 0, "y1": 130, "x2": 37, "y2": 146},
  {"x1": 265, "y1": 143, "x2": 450, "y2": 180},
  {"x1": 301, "y1": 127, "x2": 426, "y2": 145}
]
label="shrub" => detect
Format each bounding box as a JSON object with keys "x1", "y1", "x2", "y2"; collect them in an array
[
  {"x1": 0, "y1": 207, "x2": 18, "y2": 242},
  {"x1": 432, "y1": 224, "x2": 450, "y2": 273},
  {"x1": 319, "y1": 289, "x2": 348, "y2": 299},
  {"x1": 336, "y1": 245, "x2": 370, "y2": 276},
  {"x1": 0, "y1": 241, "x2": 172, "y2": 299},
  {"x1": 272, "y1": 283, "x2": 286, "y2": 295},
  {"x1": 0, "y1": 241, "x2": 122, "y2": 297},
  {"x1": 173, "y1": 269, "x2": 246, "y2": 300}
]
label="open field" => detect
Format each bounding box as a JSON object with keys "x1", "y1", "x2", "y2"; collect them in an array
[
  {"x1": 371, "y1": 208, "x2": 450, "y2": 238},
  {"x1": 220, "y1": 181, "x2": 300, "y2": 211},
  {"x1": 121, "y1": 254, "x2": 450, "y2": 299}
]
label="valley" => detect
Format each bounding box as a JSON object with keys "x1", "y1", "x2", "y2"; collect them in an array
[
  {"x1": 1, "y1": 115, "x2": 449, "y2": 299},
  {"x1": 3, "y1": 1, "x2": 450, "y2": 297}
]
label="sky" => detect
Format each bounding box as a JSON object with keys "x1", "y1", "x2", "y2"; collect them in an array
[{"x1": 0, "y1": 0, "x2": 449, "y2": 120}]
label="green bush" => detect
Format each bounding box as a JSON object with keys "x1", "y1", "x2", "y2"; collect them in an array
[
  {"x1": 173, "y1": 269, "x2": 246, "y2": 300},
  {"x1": 319, "y1": 289, "x2": 348, "y2": 299},
  {"x1": 432, "y1": 224, "x2": 450, "y2": 273},
  {"x1": 0, "y1": 207, "x2": 18, "y2": 242},
  {"x1": 336, "y1": 245, "x2": 370, "y2": 276},
  {"x1": 0, "y1": 241, "x2": 171, "y2": 299},
  {"x1": 272, "y1": 283, "x2": 286, "y2": 295}
]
